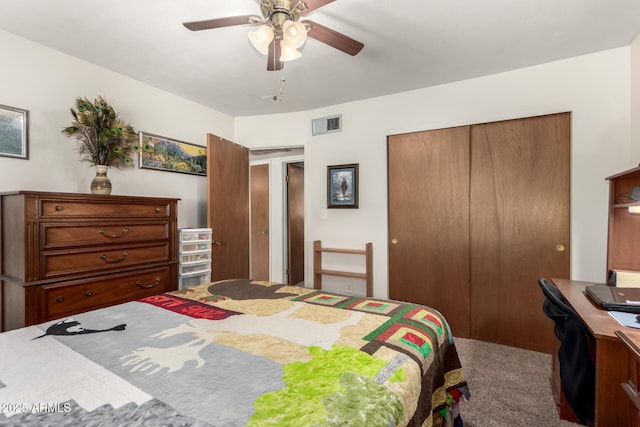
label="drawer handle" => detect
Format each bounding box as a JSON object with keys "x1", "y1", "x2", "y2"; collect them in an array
[
  {"x1": 55, "y1": 205, "x2": 65, "y2": 211},
  {"x1": 155, "y1": 207, "x2": 161, "y2": 213},
  {"x1": 136, "y1": 277, "x2": 161, "y2": 289},
  {"x1": 56, "y1": 296, "x2": 64, "y2": 303},
  {"x1": 99, "y1": 251, "x2": 129, "y2": 263},
  {"x1": 100, "y1": 227, "x2": 129, "y2": 238},
  {"x1": 85, "y1": 290, "x2": 93, "y2": 297}
]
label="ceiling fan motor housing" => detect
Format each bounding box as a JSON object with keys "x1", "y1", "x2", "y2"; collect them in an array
[{"x1": 264, "y1": 0, "x2": 305, "y2": 37}]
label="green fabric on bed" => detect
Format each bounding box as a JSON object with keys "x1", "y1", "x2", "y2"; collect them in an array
[{"x1": 249, "y1": 345, "x2": 404, "y2": 426}]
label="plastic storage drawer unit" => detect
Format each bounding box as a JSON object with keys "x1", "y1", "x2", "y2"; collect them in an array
[{"x1": 178, "y1": 228, "x2": 212, "y2": 289}]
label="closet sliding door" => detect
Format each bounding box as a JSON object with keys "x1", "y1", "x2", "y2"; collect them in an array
[
  {"x1": 388, "y1": 126, "x2": 471, "y2": 337},
  {"x1": 388, "y1": 113, "x2": 570, "y2": 353},
  {"x1": 469, "y1": 113, "x2": 570, "y2": 352}
]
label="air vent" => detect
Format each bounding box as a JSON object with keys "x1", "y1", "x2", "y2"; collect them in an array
[{"x1": 312, "y1": 114, "x2": 342, "y2": 136}]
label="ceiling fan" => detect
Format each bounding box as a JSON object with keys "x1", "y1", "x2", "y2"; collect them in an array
[{"x1": 183, "y1": 0, "x2": 364, "y2": 71}]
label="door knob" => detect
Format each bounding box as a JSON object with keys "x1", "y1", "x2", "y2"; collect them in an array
[
  {"x1": 555, "y1": 244, "x2": 565, "y2": 252},
  {"x1": 391, "y1": 238, "x2": 398, "y2": 244}
]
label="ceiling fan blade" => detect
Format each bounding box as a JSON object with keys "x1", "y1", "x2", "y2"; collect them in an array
[
  {"x1": 302, "y1": 20, "x2": 364, "y2": 56},
  {"x1": 299, "y1": 0, "x2": 335, "y2": 14},
  {"x1": 183, "y1": 15, "x2": 259, "y2": 31},
  {"x1": 267, "y1": 40, "x2": 284, "y2": 71}
]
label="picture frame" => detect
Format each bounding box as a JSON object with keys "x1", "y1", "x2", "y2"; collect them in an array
[
  {"x1": 139, "y1": 131, "x2": 206, "y2": 176},
  {"x1": 0, "y1": 104, "x2": 28, "y2": 160},
  {"x1": 327, "y1": 163, "x2": 358, "y2": 208}
]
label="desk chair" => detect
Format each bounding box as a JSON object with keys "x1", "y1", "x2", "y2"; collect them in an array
[{"x1": 538, "y1": 278, "x2": 595, "y2": 425}]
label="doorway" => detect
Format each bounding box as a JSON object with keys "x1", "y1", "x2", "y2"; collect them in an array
[
  {"x1": 250, "y1": 163, "x2": 270, "y2": 281},
  {"x1": 287, "y1": 162, "x2": 304, "y2": 285},
  {"x1": 249, "y1": 147, "x2": 304, "y2": 284}
]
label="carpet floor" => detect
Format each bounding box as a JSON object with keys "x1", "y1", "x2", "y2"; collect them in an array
[{"x1": 454, "y1": 337, "x2": 580, "y2": 427}]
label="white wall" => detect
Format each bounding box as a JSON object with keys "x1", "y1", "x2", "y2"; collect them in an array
[
  {"x1": 0, "y1": 29, "x2": 234, "y2": 228},
  {"x1": 2, "y1": 27, "x2": 636, "y2": 297},
  {"x1": 632, "y1": 33, "x2": 640, "y2": 163},
  {"x1": 236, "y1": 47, "x2": 633, "y2": 298}
]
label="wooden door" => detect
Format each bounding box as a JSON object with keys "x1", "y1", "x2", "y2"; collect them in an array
[
  {"x1": 250, "y1": 164, "x2": 269, "y2": 281},
  {"x1": 287, "y1": 163, "x2": 305, "y2": 285},
  {"x1": 207, "y1": 134, "x2": 249, "y2": 280},
  {"x1": 469, "y1": 113, "x2": 570, "y2": 353},
  {"x1": 388, "y1": 126, "x2": 471, "y2": 337}
]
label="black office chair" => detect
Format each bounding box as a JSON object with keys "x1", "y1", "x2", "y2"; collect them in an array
[{"x1": 538, "y1": 278, "x2": 595, "y2": 425}]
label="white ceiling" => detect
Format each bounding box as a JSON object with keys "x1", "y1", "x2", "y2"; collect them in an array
[{"x1": 1, "y1": 0, "x2": 640, "y2": 117}]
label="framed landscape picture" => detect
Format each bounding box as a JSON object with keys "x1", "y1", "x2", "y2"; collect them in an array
[
  {"x1": 139, "y1": 131, "x2": 206, "y2": 176},
  {"x1": 327, "y1": 163, "x2": 358, "y2": 208},
  {"x1": 0, "y1": 104, "x2": 28, "y2": 160}
]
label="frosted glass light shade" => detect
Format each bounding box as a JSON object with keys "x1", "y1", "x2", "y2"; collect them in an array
[
  {"x1": 248, "y1": 25, "x2": 274, "y2": 55},
  {"x1": 279, "y1": 39, "x2": 301, "y2": 62},
  {"x1": 282, "y1": 20, "x2": 307, "y2": 48}
]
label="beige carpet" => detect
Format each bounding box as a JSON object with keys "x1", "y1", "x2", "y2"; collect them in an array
[{"x1": 454, "y1": 337, "x2": 580, "y2": 427}]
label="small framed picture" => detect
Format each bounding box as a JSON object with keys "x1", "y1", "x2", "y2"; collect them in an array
[
  {"x1": 139, "y1": 131, "x2": 206, "y2": 176},
  {"x1": 0, "y1": 104, "x2": 28, "y2": 160},
  {"x1": 327, "y1": 163, "x2": 358, "y2": 208}
]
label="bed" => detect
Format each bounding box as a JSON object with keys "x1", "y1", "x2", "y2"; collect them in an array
[{"x1": 0, "y1": 279, "x2": 469, "y2": 426}]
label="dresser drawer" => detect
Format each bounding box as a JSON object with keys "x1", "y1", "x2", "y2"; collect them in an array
[
  {"x1": 42, "y1": 222, "x2": 169, "y2": 248},
  {"x1": 42, "y1": 243, "x2": 171, "y2": 278},
  {"x1": 39, "y1": 198, "x2": 171, "y2": 218},
  {"x1": 43, "y1": 266, "x2": 173, "y2": 319}
]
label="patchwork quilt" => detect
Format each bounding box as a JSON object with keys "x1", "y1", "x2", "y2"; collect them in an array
[{"x1": 0, "y1": 279, "x2": 469, "y2": 426}]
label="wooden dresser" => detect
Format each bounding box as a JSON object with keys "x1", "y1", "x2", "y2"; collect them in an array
[{"x1": 0, "y1": 191, "x2": 179, "y2": 331}]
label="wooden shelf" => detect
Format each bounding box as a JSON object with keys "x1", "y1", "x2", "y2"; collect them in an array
[
  {"x1": 318, "y1": 247, "x2": 367, "y2": 255},
  {"x1": 313, "y1": 240, "x2": 373, "y2": 297},
  {"x1": 317, "y1": 269, "x2": 367, "y2": 279},
  {"x1": 613, "y1": 203, "x2": 640, "y2": 208},
  {"x1": 607, "y1": 168, "x2": 640, "y2": 274}
]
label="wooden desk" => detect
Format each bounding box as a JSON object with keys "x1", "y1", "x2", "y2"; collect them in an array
[
  {"x1": 615, "y1": 329, "x2": 640, "y2": 426},
  {"x1": 552, "y1": 278, "x2": 629, "y2": 426}
]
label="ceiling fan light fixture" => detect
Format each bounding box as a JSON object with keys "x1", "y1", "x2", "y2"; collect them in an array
[
  {"x1": 183, "y1": 0, "x2": 364, "y2": 70},
  {"x1": 282, "y1": 20, "x2": 307, "y2": 48},
  {"x1": 279, "y1": 39, "x2": 302, "y2": 62},
  {"x1": 248, "y1": 25, "x2": 274, "y2": 55}
]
